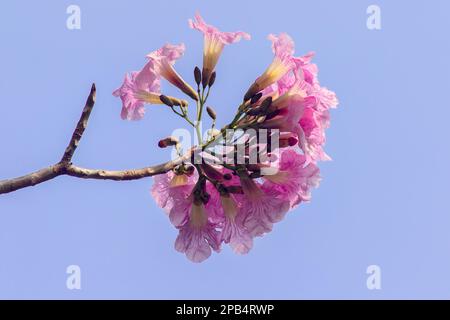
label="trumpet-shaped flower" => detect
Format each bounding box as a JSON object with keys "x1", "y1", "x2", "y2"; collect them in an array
[
  {"x1": 112, "y1": 61, "x2": 161, "y2": 120},
  {"x1": 151, "y1": 170, "x2": 197, "y2": 216},
  {"x1": 174, "y1": 199, "x2": 221, "y2": 263},
  {"x1": 146, "y1": 43, "x2": 198, "y2": 100},
  {"x1": 189, "y1": 12, "x2": 250, "y2": 84},
  {"x1": 244, "y1": 33, "x2": 296, "y2": 100},
  {"x1": 113, "y1": 43, "x2": 194, "y2": 119}
]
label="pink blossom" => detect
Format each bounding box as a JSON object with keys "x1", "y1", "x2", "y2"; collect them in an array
[
  {"x1": 153, "y1": 173, "x2": 222, "y2": 262},
  {"x1": 238, "y1": 172, "x2": 290, "y2": 237},
  {"x1": 220, "y1": 193, "x2": 253, "y2": 254},
  {"x1": 146, "y1": 43, "x2": 198, "y2": 100},
  {"x1": 293, "y1": 52, "x2": 318, "y2": 85},
  {"x1": 112, "y1": 61, "x2": 161, "y2": 120},
  {"x1": 259, "y1": 93, "x2": 307, "y2": 135},
  {"x1": 259, "y1": 49, "x2": 338, "y2": 163},
  {"x1": 297, "y1": 107, "x2": 331, "y2": 163},
  {"x1": 189, "y1": 12, "x2": 250, "y2": 83},
  {"x1": 151, "y1": 171, "x2": 197, "y2": 217},
  {"x1": 113, "y1": 43, "x2": 192, "y2": 120},
  {"x1": 174, "y1": 200, "x2": 221, "y2": 263},
  {"x1": 262, "y1": 148, "x2": 321, "y2": 207},
  {"x1": 244, "y1": 33, "x2": 296, "y2": 99},
  {"x1": 141, "y1": 17, "x2": 338, "y2": 262}
]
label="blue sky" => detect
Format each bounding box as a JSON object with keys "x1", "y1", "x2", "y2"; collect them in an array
[{"x1": 1, "y1": 0, "x2": 450, "y2": 299}]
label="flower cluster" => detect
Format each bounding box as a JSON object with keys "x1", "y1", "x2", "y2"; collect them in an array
[{"x1": 113, "y1": 13, "x2": 338, "y2": 262}]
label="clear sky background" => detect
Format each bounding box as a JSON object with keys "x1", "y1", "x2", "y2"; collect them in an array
[{"x1": 1, "y1": 0, "x2": 449, "y2": 299}]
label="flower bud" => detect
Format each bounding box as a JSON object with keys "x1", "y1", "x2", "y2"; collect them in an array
[
  {"x1": 201, "y1": 71, "x2": 209, "y2": 88},
  {"x1": 208, "y1": 71, "x2": 216, "y2": 87},
  {"x1": 206, "y1": 106, "x2": 217, "y2": 120},
  {"x1": 194, "y1": 66, "x2": 202, "y2": 86},
  {"x1": 159, "y1": 95, "x2": 174, "y2": 107},
  {"x1": 260, "y1": 97, "x2": 273, "y2": 110},
  {"x1": 158, "y1": 136, "x2": 179, "y2": 148},
  {"x1": 250, "y1": 92, "x2": 263, "y2": 104},
  {"x1": 279, "y1": 132, "x2": 298, "y2": 148},
  {"x1": 243, "y1": 83, "x2": 261, "y2": 102}
]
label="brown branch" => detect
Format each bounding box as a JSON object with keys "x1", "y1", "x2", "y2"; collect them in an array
[
  {"x1": 61, "y1": 83, "x2": 96, "y2": 163},
  {"x1": 0, "y1": 164, "x2": 66, "y2": 194},
  {"x1": 64, "y1": 153, "x2": 189, "y2": 180},
  {"x1": 0, "y1": 84, "x2": 190, "y2": 195}
]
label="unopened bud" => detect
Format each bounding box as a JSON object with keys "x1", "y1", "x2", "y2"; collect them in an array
[
  {"x1": 260, "y1": 97, "x2": 272, "y2": 110},
  {"x1": 208, "y1": 71, "x2": 216, "y2": 87},
  {"x1": 194, "y1": 66, "x2": 202, "y2": 86},
  {"x1": 158, "y1": 136, "x2": 179, "y2": 148},
  {"x1": 279, "y1": 132, "x2": 298, "y2": 148},
  {"x1": 159, "y1": 95, "x2": 174, "y2": 107},
  {"x1": 201, "y1": 68, "x2": 210, "y2": 88},
  {"x1": 206, "y1": 106, "x2": 216, "y2": 120},
  {"x1": 243, "y1": 83, "x2": 260, "y2": 102},
  {"x1": 250, "y1": 92, "x2": 263, "y2": 104}
]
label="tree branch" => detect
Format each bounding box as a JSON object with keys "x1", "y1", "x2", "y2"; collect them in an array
[
  {"x1": 0, "y1": 84, "x2": 190, "y2": 195},
  {"x1": 61, "y1": 83, "x2": 96, "y2": 163}
]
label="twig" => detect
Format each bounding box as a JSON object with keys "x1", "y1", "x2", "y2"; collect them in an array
[
  {"x1": 0, "y1": 84, "x2": 191, "y2": 195},
  {"x1": 61, "y1": 84, "x2": 96, "y2": 163}
]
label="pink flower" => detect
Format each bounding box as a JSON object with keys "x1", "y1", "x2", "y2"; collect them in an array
[
  {"x1": 151, "y1": 170, "x2": 197, "y2": 217},
  {"x1": 153, "y1": 172, "x2": 222, "y2": 262},
  {"x1": 262, "y1": 148, "x2": 321, "y2": 207},
  {"x1": 238, "y1": 171, "x2": 290, "y2": 237},
  {"x1": 297, "y1": 106, "x2": 331, "y2": 163},
  {"x1": 258, "y1": 49, "x2": 338, "y2": 163},
  {"x1": 113, "y1": 43, "x2": 194, "y2": 120},
  {"x1": 244, "y1": 33, "x2": 296, "y2": 100},
  {"x1": 174, "y1": 200, "x2": 221, "y2": 263},
  {"x1": 112, "y1": 61, "x2": 161, "y2": 120},
  {"x1": 146, "y1": 43, "x2": 198, "y2": 100},
  {"x1": 293, "y1": 52, "x2": 318, "y2": 86},
  {"x1": 259, "y1": 93, "x2": 308, "y2": 134},
  {"x1": 189, "y1": 12, "x2": 250, "y2": 84},
  {"x1": 220, "y1": 193, "x2": 253, "y2": 254},
  {"x1": 142, "y1": 18, "x2": 338, "y2": 262}
]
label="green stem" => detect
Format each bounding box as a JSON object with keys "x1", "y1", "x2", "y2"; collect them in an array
[{"x1": 170, "y1": 105, "x2": 195, "y2": 127}]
